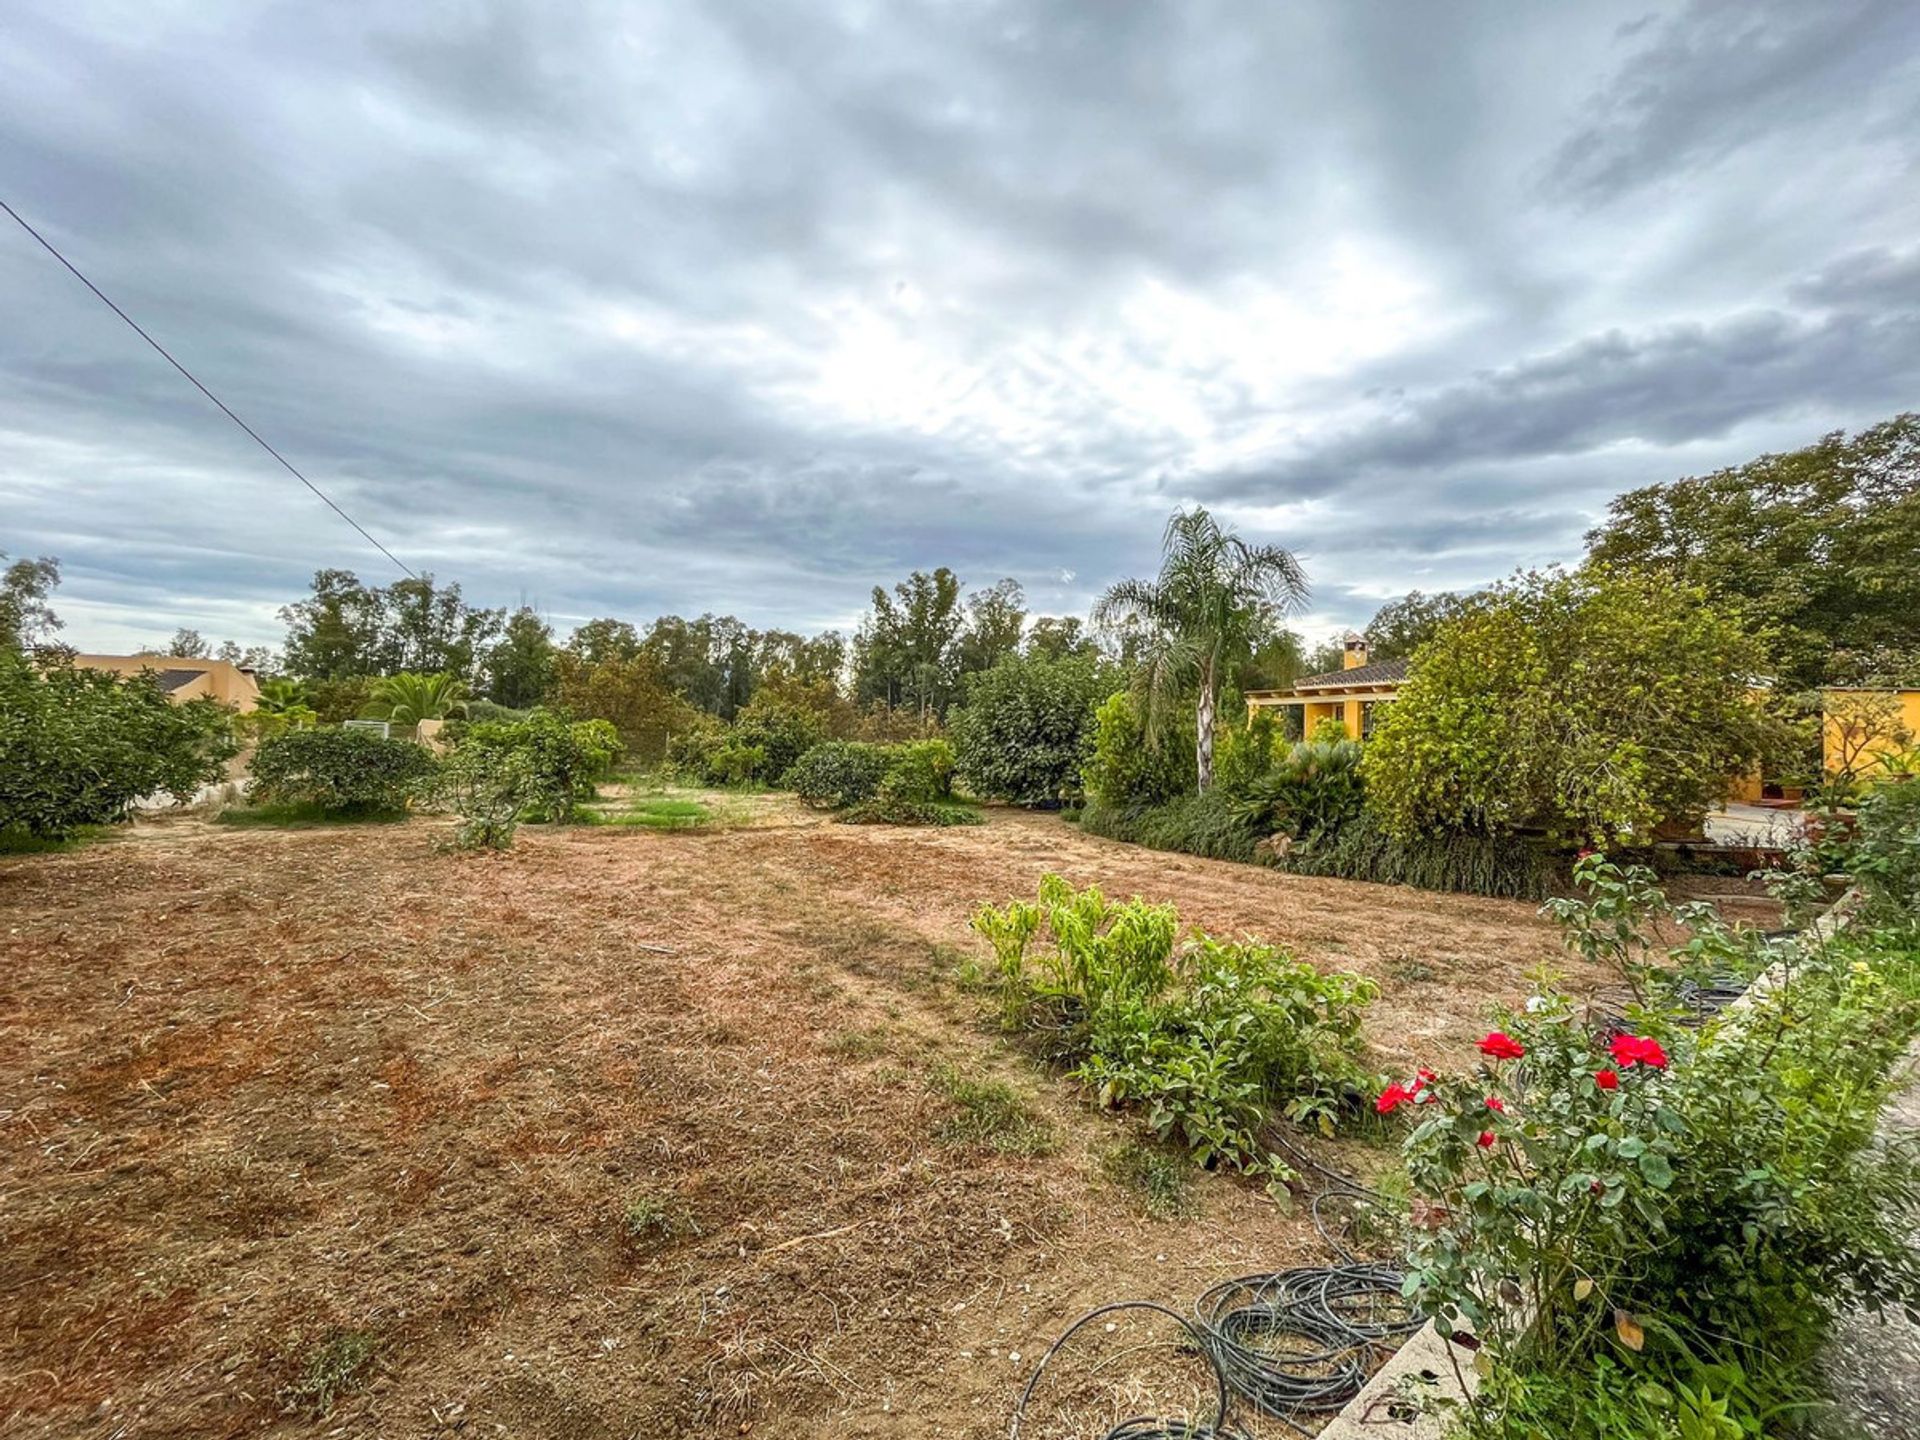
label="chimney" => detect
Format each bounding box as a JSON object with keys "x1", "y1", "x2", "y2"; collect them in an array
[{"x1": 1342, "y1": 630, "x2": 1369, "y2": 671}]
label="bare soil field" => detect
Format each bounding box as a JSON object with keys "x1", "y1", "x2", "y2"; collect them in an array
[{"x1": 0, "y1": 804, "x2": 1762, "y2": 1438}]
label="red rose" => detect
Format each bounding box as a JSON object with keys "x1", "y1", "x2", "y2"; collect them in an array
[
  {"x1": 1376, "y1": 1082, "x2": 1414, "y2": 1115},
  {"x1": 1477, "y1": 1131, "x2": 1496, "y2": 1149},
  {"x1": 1485, "y1": 1095, "x2": 1506, "y2": 1113},
  {"x1": 1608, "y1": 1035, "x2": 1669, "y2": 1070},
  {"x1": 1594, "y1": 1069, "x2": 1620, "y2": 1091},
  {"x1": 1478, "y1": 1032, "x2": 1526, "y2": 1061}
]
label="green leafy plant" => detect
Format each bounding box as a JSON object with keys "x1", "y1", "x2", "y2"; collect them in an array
[
  {"x1": 884, "y1": 737, "x2": 956, "y2": 800},
  {"x1": 1394, "y1": 850, "x2": 1920, "y2": 1439},
  {"x1": 783, "y1": 740, "x2": 894, "y2": 808},
  {"x1": 454, "y1": 710, "x2": 618, "y2": 822},
  {"x1": 362, "y1": 671, "x2": 470, "y2": 725},
  {"x1": 1238, "y1": 737, "x2": 1366, "y2": 843},
  {"x1": 972, "y1": 876, "x2": 1376, "y2": 1173},
  {"x1": 1081, "y1": 689, "x2": 1192, "y2": 812},
  {"x1": 0, "y1": 651, "x2": 239, "y2": 837},
  {"x1": 415, "y1": 744, "x2": 533, "y2": 850},
  {"x1": 246, "y1": 726, "x2": 434, "y2": 816},
  {"x1": 949, "y1": 654, "x2": 1113, "y2": 805}
]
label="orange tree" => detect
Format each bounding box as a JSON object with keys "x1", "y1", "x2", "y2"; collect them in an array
[{"x1": 1363, "y1": 567, "x2": 1769, "y2": 846}]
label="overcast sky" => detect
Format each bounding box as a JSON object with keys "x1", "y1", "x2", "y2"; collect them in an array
[{"x1": 5, "y1": 1, "x2": 1918, "y2": 655}]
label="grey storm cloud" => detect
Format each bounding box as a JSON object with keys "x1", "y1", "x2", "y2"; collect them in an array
[{"x1": 2, "y1": 0, "x2": 1918, "y2": 653}]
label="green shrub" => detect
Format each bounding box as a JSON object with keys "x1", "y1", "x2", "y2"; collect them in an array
[
  {"x1": 729, "y1": 691, "x2": 829, "y2": 782},
  {"x1": 1212, "y1": 706, "x2": 1283, "y2": 798},
  {"x1": 1395, "y1": 855, "x2": 1920, "y2": 1439},
  {"x1": 783, "y1": 740, "x2": 894, "y2": 808},
  {"x1": 1273, "y1": 808, "x2": 1559, "y2": 900},
  {"x1": 838, "y1": 795, "x2": 983, "y2": 827},
  {"x1": 1080, "y1": 790, "x2": 1259, "y2": 862},
  {"x1": 248, "y1": 727, "x2": 435, "y2": 815},
  {"x1": 972, "y1": 875, "x2": 1377, "y2": 1172},
  {"x1": 669, "y1": 692, "x2": 828, "y2": 787},
  {"x1": 885, "y1": 737, "x2": 956, "y2": 800},
  {"x1": 1849, "y1": 762, "x2": 1920, "y2": 927},
  {"x1": 456, "y1": 710, "x2": 616, "y2": 821},
  {"x1": 0, "y1": 651, "x2": 239, "y2": 837},
  {"x1": 949, "y1": 655, "x2": 1112, "y2": 805},
  {"x1": 1081, "y1": 691, "x2": 1192, "y2": 811},
  {"x1": 415, "y1": 745, "x2": 533, "y2": 850},
  {"x1": 1238, "y1": 737, "x2": 1366, "y2": 843}
]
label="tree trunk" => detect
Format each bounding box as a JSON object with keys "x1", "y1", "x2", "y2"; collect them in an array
[{"x1": 1196, "y1": 669, "x2": 1216, "y2": 793}]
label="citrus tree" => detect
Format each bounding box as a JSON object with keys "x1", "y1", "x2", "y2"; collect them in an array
[{"x1": 1363, "y1": 567, "x2": 1767, "y2": 844}]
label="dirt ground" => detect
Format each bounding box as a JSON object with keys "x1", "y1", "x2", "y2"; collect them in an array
[{"x1": 0, "y1": 803, "x2": 1766, "y2": 1439}]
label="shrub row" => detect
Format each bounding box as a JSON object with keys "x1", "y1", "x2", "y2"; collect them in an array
[{"x1": 245, "y1": 710, "x2": 621, "y2": 847}]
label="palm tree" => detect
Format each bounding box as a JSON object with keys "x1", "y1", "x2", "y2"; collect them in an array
[
  {"x1": 253, "y1": 676, "x2": 310, "y2": 714},
  {"x1": 1094, "y1": 507, "x2": 1308, "y2": 792},
  {"x1": 364, "y1": 672, "x2": 470, "y2": 726}
]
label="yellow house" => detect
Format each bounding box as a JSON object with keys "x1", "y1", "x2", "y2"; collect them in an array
[
  {"x1": 1822, "y1": 687, "x2": 1920, "y2": 782},
  {"x1": 71, "y1": 654, "x2": 262, "y2": 712},
  {"x1": 1245, "y1": 632, "x2": 1406, "y2": 739}
]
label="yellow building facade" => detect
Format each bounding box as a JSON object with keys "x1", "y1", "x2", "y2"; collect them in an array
[{"x1": 1244, "y1": 633, "x2": 1406, "y2": 738}]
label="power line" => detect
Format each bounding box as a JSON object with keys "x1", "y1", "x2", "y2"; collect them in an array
[{"x1": 1, "y1": 198, "x2": 416, "y2": 578}]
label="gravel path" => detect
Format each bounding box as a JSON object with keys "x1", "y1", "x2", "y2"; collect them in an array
[{"x1": 1820, "y1": 1043, "x2": 1920, "y2": 1438}]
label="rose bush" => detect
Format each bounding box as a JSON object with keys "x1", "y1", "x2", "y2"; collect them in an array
[{"x1": 1387, "y1": 844, "x2": 1920, "y2": 1439}]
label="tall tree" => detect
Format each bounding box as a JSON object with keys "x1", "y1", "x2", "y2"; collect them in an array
[
  {"x1": 1, "y1": 553, "x2": 63, "y2": 652},
  {"x1": 1585, "y1": 413, "x2": 1920, "y2": 689},
  {"x1": 161, "y1": 627, "x2": 207, "y2": 657},
  {"x1": 379, "y1": 576, "x2": 503, "y2": 679},
  {"x1": 279, "y1": 569, "x2": 386, "y2": 679},
  {"x1": 566, "y1": 617, "x2": 643, "y2": 666},
  {"x1": 215, "y1": 640, "x2": 276, "y2": 672},
  {"x1": 485, "y1": 607, "x2": 556, "y2": 709},
  {"x1": 1363, "y1": 590, "x2": 1478, "y2": 662},
  {"x1": 956, "y1": 578, "x2": 1027, "y2": 676},
  {"x1": 1093, "y1": 507, "x2": 1308, "y2": 792},
  {"x1": 854, "y1": 568, "x2": 965, "y2": 721},
  {"x1": 280, "y1": 570, "x2": 501, "y2": 682},
  {"x1": 1025, "y1": 615, "x2": 1099, "y2": 662}
]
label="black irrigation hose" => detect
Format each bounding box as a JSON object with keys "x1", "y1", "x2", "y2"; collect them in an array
[
  {"x1": 1013, "y1": 1134, "x2": 1420, "y2": 1439},
  {"x1": 1009, "y1": 1301, "x2": 1232, "y2": 1440}
]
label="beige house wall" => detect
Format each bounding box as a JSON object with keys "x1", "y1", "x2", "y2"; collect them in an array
[{"x1": 70, "y1": 654, "x2": 262, "y2": 712}]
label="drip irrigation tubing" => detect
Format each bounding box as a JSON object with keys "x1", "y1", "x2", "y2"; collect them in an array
[
  {"x1": 1011, "y1": 1133, "x2": 1420, "y2": 1439},
  {"x1": 1008, "y1": 1301, "x2": 1231, "y2": 1440}
]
